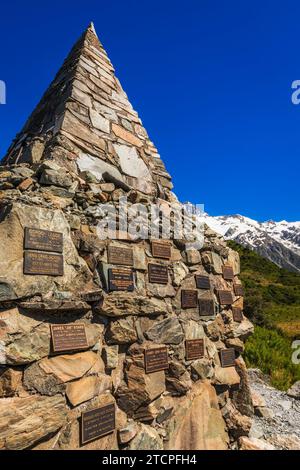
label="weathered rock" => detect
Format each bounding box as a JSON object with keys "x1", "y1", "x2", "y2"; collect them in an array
[
  {"x1": 191, "y1": 358, "x2": 214, "y2": 380},
  {"x1": 186, "y1": 249, "x2": 201, "y2": 265},
  {"x1": 172, "y1": 261, "x2": 189, "y2": 286},
  {"x1": 231, "y1": 357, "x2": 254, "y2": 417},
  {"x1": 222, "y1": 401, "x2": 252, "y2": 439},
  {"x1": 106, "y1": 317, "x2": 138, "y2": 344},
  {"x1": 0, "y1": 367, "x2": 23, "y2": 397},
  {"x1": 0, "y1": 395, "x2": 67, "y2": 450},
  {"x1": 118, "y1": 421, "x2": 139, "y2": 444},
  {"x1": 239, "y1": 436, "x2": 275, "y2": 450},
  {"x1": 39, "y1": 169, "x2": 73, "y2": 188},
  {"x1": 213, "y1": 366, "x2": 241, "y2": 387},
  {"x1": 100, "y1": 293, "x2": 169, "y2": 317},
  {"x1": 0, "y1": 308, "x2": 50, "y2": 365},
  {"x1": 145, "y1": 317, "x2": 184, "y2": 345},
  {"x1": 103, "y1": 345, "x2": 119, "y2": 369},
  {"x1": 66, "y1": 374, "x2": 111, "y2": 406},
  {"x1": 128, "y1": 423, "x2": 163, "y2": 450},
  {"x1": 165, "y1": 381, "x2": 229, "y2": 450},
  {"x1": 287, "y1": 381, "x2": 300, "y2": 399}
]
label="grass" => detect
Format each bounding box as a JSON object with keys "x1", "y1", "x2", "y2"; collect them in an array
[{"x1": 227, "y1": 240, "x2": 300, "y2": 390}]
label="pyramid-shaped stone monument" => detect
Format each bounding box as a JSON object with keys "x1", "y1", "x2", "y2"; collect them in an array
[{"x1": 0, "y1": 24, "x2": 254, "y2": 451}]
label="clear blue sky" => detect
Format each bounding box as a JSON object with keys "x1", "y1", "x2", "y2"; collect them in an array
[{"x1": 0, "y1": 0, "x2": 299, "y2": 222}]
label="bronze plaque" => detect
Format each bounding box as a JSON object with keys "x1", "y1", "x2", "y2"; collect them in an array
[
  {"x1": 81, "y1": 403, "x2": 115, "y2": 445},
  {"x1": 218, "y1": 290, "x2": 234, "y2": 305},
  {"x1": 51, "y1": 324, "x2": 88, "y2": 352},
  {"x1": 185, "y1": 339, "x2": 204, "y2": 360},
  {"x1": 195, "y1": 275, "x2": 211, "y2": 290},
  {"x1": 81, "y1": 290, "x2": 102, "y2": 303},
  {"x1": 220, "y1": 348, "x2": 236, "y2": 368},
  {"x1": 24, "y1": 251, "x2": 64, "y2": 276},
  {"x1": 151, "y1": 241, "x2": 171, "y2": 260},
  {"x1": 234, "y1": 283, "x2": 244, "y2": 297},
  {"x1": 108, "y1": 246, "x2": 133, "y2": 266},
  {"x1": 222, "y1": 265, "x2": 234, "y2": 281},
  {"x1": 24, "y1": 227, "x2": 63, "y2": 253},
  {"x1": 144, "y1": 346, "x2": 169, "y2": 373},
  {"x1": 148, "y1": 264, "x2": 168, "y2": 284},
  {"x1": 181, "y1": 290, "x2": 198, "y2": 308},
  {"x1": 108, "y1": 268, "x2": 134, "y2": 292},
  {"x1": 232, "y1": 307, "x2": 243, "y2": 323},
  {"x1": 199, "y1": 298, "x2": 215, "y2": 316}
]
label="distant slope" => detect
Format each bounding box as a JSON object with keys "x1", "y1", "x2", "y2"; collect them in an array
[
  {"x1": 204, "y1": 214, "x2": 300, "y2": 273},
  {"x1": 227, "y1": 240, "x2": 300, "y2": 390}
]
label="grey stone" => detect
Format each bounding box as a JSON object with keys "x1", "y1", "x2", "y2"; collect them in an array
[{"x1": 145, "y1": 317, "x2": 184, "y2": 345}]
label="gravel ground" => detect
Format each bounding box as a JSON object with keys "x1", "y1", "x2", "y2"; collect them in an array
[{"x1": 247, "y1": 369, "x2": 300, "y2": 449}]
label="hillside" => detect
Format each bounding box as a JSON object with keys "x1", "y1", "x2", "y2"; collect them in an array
[{"x1": 228, "y1": 240, "x2": 300, "y2": 389}]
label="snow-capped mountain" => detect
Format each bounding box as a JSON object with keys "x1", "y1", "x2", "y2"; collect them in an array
[{"x1": 203, "y1": 214, "x2": 300, "y2": 273}]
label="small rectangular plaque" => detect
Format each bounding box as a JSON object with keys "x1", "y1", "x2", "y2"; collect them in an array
[
  {"x1": 24, "y1": 227, "x2": 63, "y2": 253},
  {"x1": 24, "y1": 251, "x2": 64, "y2": 276},
  {"x1": 144, "y1": 346, "x2": 169, "y2": 373},
  {"x1": 234, "y1": 283, "x2": 244, "y2": 297},
  {"x1": 81, "y1": 403, "x2": 115, "y2": 445},
  {"x1": 222, "y1": 265, "x2": 234, "y2": 281},
  {"x1": 151, "y1": 241, "x2": 171, "y2": 259},
  {"x1": 199, "y1": 298, "x2": 215, "y2": 316},
  {"x1": 185, "y1": 339, "x2": 204, "y2": 360},
  {"x1": 108, "y1": 246, "x2": 133, "y2": 266},
  {"x1": 232, "y1": 307, "x2": 243, "y2": 323},
  {"x1": 220, "y1": 348, "x2": 236, "y2": 368},
  {"x1": 195, "y1": 275, "x2": 211, "y2": 290},
  {"x1": 181, "y1": 290, "x2": 198, "y2": 308},
  {"x1": 218, "y1": 290, "x2": 234, "y2": 305},
  {"x1": 51, "y1": 324, "x2": 88, "y2": 352},
  {"x1": 148, "y1": 264, "x2": 168, "y2": 285},
  {"x1": 108, "y1": 268, "x2": 134, "y2": 292}
]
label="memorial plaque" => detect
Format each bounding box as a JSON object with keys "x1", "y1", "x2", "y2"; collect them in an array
[
  {"x1": 144, "y1": 346, "x2": 169, "y2": 373},
  {"x1": 181, "y1": 290, "x2": 198, "y2": 308},
  {"x1": 108, "y1": 246, "x2": 133, "y2": 266},
  {"x1": 108, "y1": 268, "x2": 134, "y2": 292},
  {"x1": 234, "y1": 283, "x2": 244, "y2": 297},
  {"x1": 195, "y1": 274, "x2": 211, "y2": 290},
  {"x1": 148, "y1": 264, "x2": 168, "y2": 285},
  {"x1": 218, "y1": 290, "x2": 234, "y2": 305},
  {"x1": 222, "y1": 265, "x2": 234, "y2": 281},
  {"x1": 151, "y1": 241, "x2": 171, "y2": 260},
  {"x1": 81, "y1": 290, "x2": 102, "y2": 303},
  {"x1": 24, "y1": 227, "x2": 63, "y2": 253},
  {"x1": 199, "y1": 298, "x2": 215, "y2": 316},
  {"x1": 81, "y1": 403, "x2": 115, "y2": 445},
  {"x1": 232, "y1": 307, "x2": 243, "y2": 323},
  {"x1": 185, "y1": 339, "x2": 204, "y2": 360},
  {"x1": 220, "y1": 348, "x2": 236, "y2": 368},
  {"x1": 51, "y1": 324, "x2": 88, "y2": 352},
  {"x1": 24, "y1": 251, "x2": 64, "y2": 276}
]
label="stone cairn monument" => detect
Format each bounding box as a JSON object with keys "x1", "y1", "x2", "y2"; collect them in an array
[{"x1": 0, "y1": 24, "x2": 254, "y2": 450}]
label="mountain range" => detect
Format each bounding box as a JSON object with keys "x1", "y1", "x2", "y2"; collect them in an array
[{"x1": 202, "y1": 214, "x2": 300, "y2": 273}]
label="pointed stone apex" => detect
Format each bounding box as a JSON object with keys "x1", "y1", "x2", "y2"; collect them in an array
[{"x1": 87, "y1": 21, "x2": 98, "y2": 37}]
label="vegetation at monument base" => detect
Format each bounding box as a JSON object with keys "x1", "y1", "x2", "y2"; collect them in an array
[{"x1": 228, "y1": 240, "x2": 300, "y2": 390}]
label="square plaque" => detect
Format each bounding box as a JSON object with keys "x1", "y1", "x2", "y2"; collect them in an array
[
  {"x1": 195, "y1": 275, "x2": 211, "y2": 290},
  {"x1": 24, "y1": 251, "x2": 64, "y2": 276},
  {"x1": 51, "y1": 324, "x2": 88, "y2": 352},
  {"x1": 234, "y1": 283, "x2": 244, "y2": 297},
  {"x1": 108, "y1": 246, "x2": 133, "y2": 266},
  {"x1": 24, "y1": 227, "x2": 63, "y2": 253},
  {"x1": 108, "y1": 268, "x2": 134, "y2": 292},
  {"x1": 181, "y1": 290, "x2": 198, "y2": 308},
  {"x1": 232, "y1": 307, "x2": 243, "y2": 323},
  {"x1": 148, "y1": 264, "x2": 168, "y2": 285},
  {"x1": 185, "y1": 339, "x2": 204, "y2": 360},
  {"x1": 151, "y1": 241, "x2": 171, "y2": 260},
  {"x1": 144, "y1": 346, "x2": 169, "y2": 373},
  {"x1": 199, "y1": 298, "x2": 215, "y2": 317},
  {"x1": 81, "y1": 403, "x2": 115, "y2": 445},
  {"x1": 219, "y1": 348, "x2": 236, "y2": 368},
  {"x1": 222, "y1": 265, "x2": 234, "y2": 281},
  {"x1": 218, "y1": 290, "x2": 234, "y2": 305}
]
